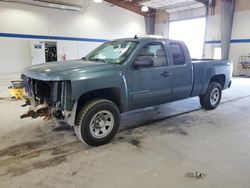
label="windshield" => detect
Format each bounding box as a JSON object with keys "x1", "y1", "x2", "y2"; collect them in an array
[{"x1": 86, "y1": 41, "x2": 137, "y2": 64}]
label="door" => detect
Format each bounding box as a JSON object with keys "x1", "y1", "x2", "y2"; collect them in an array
[
  {"x1": 45, "y1": 42, "x2": 57, "y2": 62},
  {"x1": 128, "y1": 42, "x2": 173, "y2": 110},
  {"x1": 167, "y1": 42, "x2": 193, "y2": 100},
  {"x1": 30, "y1": 41, "x2": 45, "y2": 65}
]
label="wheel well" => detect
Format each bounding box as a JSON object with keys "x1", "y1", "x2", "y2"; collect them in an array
[
  {"x1": 210, "y1": 75, "x2": 225, "y2": 88},
  {"x1": 76, "y1": 88, "x2": 122, "y2": 117}
]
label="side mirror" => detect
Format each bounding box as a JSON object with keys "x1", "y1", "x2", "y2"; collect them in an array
[{"x1": 134, "y1": 56, "x2": 153, "y2": 68}]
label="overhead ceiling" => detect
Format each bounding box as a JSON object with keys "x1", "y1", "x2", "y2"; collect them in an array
[
  {"x1": 0, "y1": 0, "x2": 84, "y2": 5},
  {"x1": 0, "y1": 0, "x2": 154, "y2": 15},
  {"x1": 1, "y1": 0, "x2": 209, "y2": 15},
  {"x1": 0, "y1": 0, "x2": 86, "y2": 11},
  {"x1": 104, "y1": 0, "x2": 155, "y2": 16},
  {"x1": 140, "y1": 0, "x2": 207, "y2": 13}
]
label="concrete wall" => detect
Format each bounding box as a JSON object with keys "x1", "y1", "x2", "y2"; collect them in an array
[
  {"x1": 0, "y1": 2, "x2": 146, "y2": 74},
  {"x1": 204, "y1": 0, "x2": 250, "y2": 75},
  {"x1": 155, "y1": 10, "x2": 169, "y2": 38}
]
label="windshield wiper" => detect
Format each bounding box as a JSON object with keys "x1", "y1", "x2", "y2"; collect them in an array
[{"x1": 90, "y1": 58, "x2": 106, "y2": 63}]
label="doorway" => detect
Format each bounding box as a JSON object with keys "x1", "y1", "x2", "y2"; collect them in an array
[
  {"x1": 169, "y1": 17, "x2": 206, "y2": 59},
  {"x1": 45, "y1": 42, "x2": 57, "y2": 62}
]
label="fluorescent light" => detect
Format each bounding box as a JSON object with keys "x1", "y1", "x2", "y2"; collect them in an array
[
  {"x1": 141, "y1": 6, "x2": 149, "y2": 12},
  {"x1": 46, "y1": 3, "x2": 81, "y2": 11},
  {"x1": 93, "y1": 0, "x2": 103, "y2": 3}
]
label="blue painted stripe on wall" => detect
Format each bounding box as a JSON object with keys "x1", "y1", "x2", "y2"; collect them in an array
[
  {"x1": 231, "y1": 39, "x2": 250, "y2": 43},
  {"x1": 0, "y1": 33, "x2": 109, "y2": 43},
  {"x1": 2, "y1": 32, "x2": 250, "y2": 44},
  {"x1": 205, "y1": 40, "x2": 221, "y2": 44},
  {"x1": 205, "y1": 39, "x2": 250, "y2": 44}
]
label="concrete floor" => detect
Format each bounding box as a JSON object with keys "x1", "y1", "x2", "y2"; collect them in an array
[{"x1": 0, "y1": 77, "x2": 250, "y2": 188}]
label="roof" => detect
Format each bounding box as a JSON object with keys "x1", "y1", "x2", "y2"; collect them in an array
[{"x1": 112, "y1": 36, "x2": 181, "y2": 43}]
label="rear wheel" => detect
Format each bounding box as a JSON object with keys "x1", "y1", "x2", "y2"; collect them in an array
[
  {"x1": 74, "y1": 99, "x2": 120, "y2": 146},
  {"x1": 200, "y1": 82, "x2": 222, "y2": 110}
]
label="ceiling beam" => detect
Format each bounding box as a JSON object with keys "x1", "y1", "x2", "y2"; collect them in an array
[{"x1": 104, "y1": 0, "x2": 155, "y2": 16}]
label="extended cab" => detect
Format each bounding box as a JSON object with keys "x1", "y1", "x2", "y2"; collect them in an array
[{"x1": 21, "y1": 37, "x2": 233, "y2": 146}]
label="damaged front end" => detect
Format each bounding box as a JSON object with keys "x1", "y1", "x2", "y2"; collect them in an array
[{"x1": 20, "y1": 74, "x2": 74, "y2": 122}]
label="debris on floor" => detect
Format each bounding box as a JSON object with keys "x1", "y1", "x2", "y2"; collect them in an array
[
  {"x1": 128, "y1": 139, "x2": 141, "y2": 148},
  {"x1": 185, "y1": 171, "x2": 206, "y2": 179},
  {"x1": 0, "y1": 141, "x2": 80, "y2": 168}
]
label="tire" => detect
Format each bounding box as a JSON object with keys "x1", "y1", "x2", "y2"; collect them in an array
[
  {"x1": 199, "y1": 82, "x2": 222, "y2": 110},
  {"x1": 74, "y1": 99, "x2": 120, "y2": 146}
]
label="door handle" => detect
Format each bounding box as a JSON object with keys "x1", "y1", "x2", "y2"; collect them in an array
[{"x1": 160, "y1": 71, "x2": 171, "y2": 77}]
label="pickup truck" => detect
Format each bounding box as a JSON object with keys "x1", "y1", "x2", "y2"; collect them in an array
[{"x1": 21, "y1": 37, "x2": 233, "y2": 146}]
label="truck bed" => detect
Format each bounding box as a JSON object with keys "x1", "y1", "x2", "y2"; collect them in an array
[{"x1": 190, "y1": 59, "x2": 232, "y2": 97}]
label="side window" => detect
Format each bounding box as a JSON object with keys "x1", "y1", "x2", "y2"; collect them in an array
[
  {"x1": 137, "y1": 43, "x2": 168, "y2": 67},
  {"x1": 169, "y1": 43, "x2": 186, "y2": 65}
]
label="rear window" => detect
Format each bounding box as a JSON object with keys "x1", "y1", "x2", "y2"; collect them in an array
[{"x1": 169, "y1": 43, "x2": 186, "y2": 65}]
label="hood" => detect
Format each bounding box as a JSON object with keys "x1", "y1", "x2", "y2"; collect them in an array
[{"x1": 23, "y1": 60, "x2": 119, "y2": 81}]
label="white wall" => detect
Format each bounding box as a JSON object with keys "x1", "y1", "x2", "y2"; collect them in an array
[
  {"x1": 204, "y1": 15, "x2": 221, "y2": 42},
  {"x1": 204, "y1": 9, "x2": 250, "y2": 76},
  {"x1": 230, "y1": 10, "x2": 250, "y2": 75},
  {"x1": 0, "y1": 2, "x2": 146, "y2": 74},
  {"x1": 203, "y1": 14, "x2": 221, "y2": 59}
]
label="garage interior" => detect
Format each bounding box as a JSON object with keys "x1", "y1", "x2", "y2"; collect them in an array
[{"x1": 0, "y1": 0, "x2": 250, "y2": 187}]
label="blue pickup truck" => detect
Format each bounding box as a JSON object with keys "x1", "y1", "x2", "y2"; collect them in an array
[{"x1": 21, "y1": 37, "x2": 232, "y2": 146}]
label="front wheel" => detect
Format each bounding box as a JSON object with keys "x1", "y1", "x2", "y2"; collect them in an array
[
  {"x1": 74, "y1": 99, "x2": 120, "y2": 146},
  {"x1": 199, "y1": 82, "x2": 222, "y2": 110}
]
